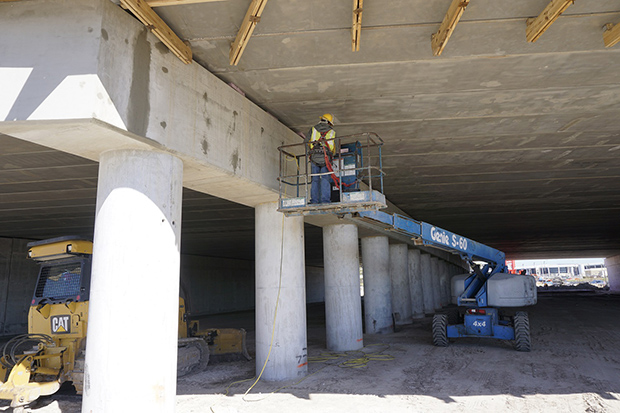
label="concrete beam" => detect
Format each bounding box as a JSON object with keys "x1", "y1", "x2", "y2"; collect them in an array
[{"x1": 0, "y1": 0, "x2": 300, "y2": 208}]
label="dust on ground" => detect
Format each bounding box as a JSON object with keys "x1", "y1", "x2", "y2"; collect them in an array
[{"x1": 3, "y1": 291, "x2": 620, "y2": 412}]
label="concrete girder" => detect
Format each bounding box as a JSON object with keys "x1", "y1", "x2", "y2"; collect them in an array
[{"x1": 0, "y1": 0, "x2": 300, "y2": 209}]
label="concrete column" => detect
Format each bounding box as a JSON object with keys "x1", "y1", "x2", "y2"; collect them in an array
[
  {"x1": 255, "y1": 202, "x2": 307, "y2": 381},
  {"x1": 438, "y1": 261, "x2": 450, "y2": 307},
  {"x1": 605, "y1": 254, "x2": 620, "y2": 292},
  {"x1": 430, "y1": 257, "x2": 442, "y2": 310},
  {"x1": 83, "y1": 150, "x2": 183, "y2": 413},
  {"x1": 420, "y1": 253, "x2": 435, "y2": 314},
  {"x1": 324, "y1": 224, "x2": 363, "y2": 351},
  {"x1": 408, "y1": 249, "x2": 424, "y2": 319},
  {"x1": 390, "y1": 243, "x2": 412, "y2": 324},
  {"x1": 361, "y1": 236, "x2": 393, "y2": 334}
]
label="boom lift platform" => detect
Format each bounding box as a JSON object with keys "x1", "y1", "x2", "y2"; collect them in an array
[
  {"x1": 351, "y1": 210, "x2": 537, "y2": 351},
  {"x1": 277, "y1": 133, "x2": 387, "y2": 216}
]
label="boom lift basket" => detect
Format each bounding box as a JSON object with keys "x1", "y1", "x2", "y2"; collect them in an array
[{"x1": 277, "y1": 132, "x2": 387, "y2": 216}]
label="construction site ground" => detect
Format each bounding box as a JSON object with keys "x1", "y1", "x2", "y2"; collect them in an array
[{"x1": 3, "y1": 290, "x2": 620, "y2": 413}]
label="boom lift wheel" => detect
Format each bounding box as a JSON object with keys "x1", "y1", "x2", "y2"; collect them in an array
[
  {"x1": 432, "y1": 314, "x2": 448, "y2": 347},
  {"x1": 447, "y1": 309, "x2": 461, "y2": 325},
  {"x1": 513, "y1": 311, "x2": 531, "y2": 352}
]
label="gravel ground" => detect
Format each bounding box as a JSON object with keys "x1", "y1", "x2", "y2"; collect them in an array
[{"x1": 2, "y1": 291, "x2": 620, "y2": 413}]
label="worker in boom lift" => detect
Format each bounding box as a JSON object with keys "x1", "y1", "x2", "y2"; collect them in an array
[{"x1": 305, "y1": 113, "x2": 336, "y2": 204}]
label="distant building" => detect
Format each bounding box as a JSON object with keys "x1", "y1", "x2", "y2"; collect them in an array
[{"x1": 514, "y1": 263, "x2": 607, "y2": 279}]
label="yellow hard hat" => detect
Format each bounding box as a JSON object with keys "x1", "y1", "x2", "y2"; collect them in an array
[{"x1": 320, "y1": 113, "x2": 334, "y2": 124}]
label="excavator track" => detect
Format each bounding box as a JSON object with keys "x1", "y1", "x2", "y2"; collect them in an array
[{"x1": 177, "y1": 338, "x2": 209, "y2": 377}]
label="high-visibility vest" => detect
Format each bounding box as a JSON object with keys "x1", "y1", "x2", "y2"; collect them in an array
[{"x1": 310, "y1": 127, "x2": 336, "y2": 153}]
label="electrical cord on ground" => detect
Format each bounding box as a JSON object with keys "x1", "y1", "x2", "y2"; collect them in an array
[
  {"x1": 219, "y1": 343, "x2": 395, "y2": 404},
  {"x1": 241, "y1": 212, "x2": 287, "y2": 400},
  {"x1": 215, "y1": 211, "x2": 395, "y2": 403},
  {"x1": 210, "y1": 214, "x2": 287, "y2": 411}
]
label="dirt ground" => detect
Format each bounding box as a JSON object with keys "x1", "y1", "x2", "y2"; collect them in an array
[{"x1": 3, "y1": 290, "x2": 620, "y2": 413}]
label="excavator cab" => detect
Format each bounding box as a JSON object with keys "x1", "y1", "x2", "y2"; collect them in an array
[{"x1": 277, "y1": 132, "x2": 387, "y2": 216}]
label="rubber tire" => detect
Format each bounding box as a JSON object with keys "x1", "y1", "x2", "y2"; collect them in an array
[
  {"x1": 447, "y1": 309, "x2": 461, "y2": 325},
  {"x1": 432, "y1": 314, "x2": 449, "y2": 347},
  {"x1": 513, "y1": 311, "x2": 531, "y2": 352}
]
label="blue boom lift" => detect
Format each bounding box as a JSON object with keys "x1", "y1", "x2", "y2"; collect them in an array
[
  {"x1": 277, "y1": 133, "x2": 536, "y2": 351},
  {"x1": 351, "y1": 211, "x2": 536, "y2": 351}
]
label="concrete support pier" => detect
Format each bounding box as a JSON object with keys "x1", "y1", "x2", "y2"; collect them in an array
[
  {"x1": 420, "y1": 253, "x2": 435, "y2": 314},
  {"x1": 605, "y1": 254, "x2": 620, "y2": 293},
  {"x1": 361, "y1": 236, "x2": 393, "y2": 334},
  {"x1": 84, "y1": 150, "x2": 183, "y2": 413},
  {"x1": 324, "y1": 224, "x2": 363, "y2": 351},
  {"x1": 439, "y1": 261, "x2": 450, "y2": 307},
  {"x1": 390, "y1": 243, "x2": 412, "y2": 324},
  {"x1": 431, "y1": 257, "x2": 442, "y2": 310},
  {"x1": 255, "y1": 202, "x2": 307, "y2": 381},
  {"x1": 408, "y1": 249, "x2": 425, "y2": 319}
]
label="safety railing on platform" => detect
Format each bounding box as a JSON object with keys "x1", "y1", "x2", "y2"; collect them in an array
[{"x1": 277, "y1": 132, "x2": 386, "y2": 215}]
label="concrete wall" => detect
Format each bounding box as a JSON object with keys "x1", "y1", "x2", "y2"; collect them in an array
[
  {"x1": 306, "y1": 266, "x2": 325, "y2": 304},
  {"x1": 180, "y1": 255, "x2": 254, "y2": 316},
  {"x1": 0, "y1": 238, "x2": 39, "y2": 336},
  {"x1": 180, "y1": 255, "x2": 324, "y2": 316},
  {"x1": 0, "y1": 236, "x2": 324, "y2": 332}
]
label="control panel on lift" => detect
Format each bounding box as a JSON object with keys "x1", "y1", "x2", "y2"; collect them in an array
[{"x1": 277, "y1": 132, "x2": 387, "y2": 216}]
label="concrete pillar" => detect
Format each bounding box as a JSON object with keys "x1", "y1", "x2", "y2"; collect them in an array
[
  {"x1": 389, "y1": 243, "x2": 412, "y2": 324},
  {"x1": 438, "y1": 261, "x2": 450, "y2": 307},
  {"x1": 361, "y1": 236, "x2": 393, "y2": 334},
  {"x1": 83, "y1": 150, "x2": 183, "y2": 413},
  {"x1": 255, "y1": 202, "x2": 307, "y2": 381},
  {"x1": 605, "y1": 254, "x2": 620, "y2": 292},
  {"x1": 408, "y1": 249, "x2": 424, "y2": 319},
  {"x1": 420, "y1": 253, "x2": 435, "y2": 314},
  {"x1": 430, "y1": 257, "x2": 442, "y2": 310},
  {"x1": 324, "y1": 224, "x2": 363, "y2": 351}
]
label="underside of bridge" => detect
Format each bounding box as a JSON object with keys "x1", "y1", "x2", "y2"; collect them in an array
[{"x1": 2, "y1": 0, "x2": 620, "y2": 260}]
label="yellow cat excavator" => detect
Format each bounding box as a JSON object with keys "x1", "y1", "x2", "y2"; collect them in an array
[{"x1": 0, "y1": 236, "x2": 250, "y2": 411}]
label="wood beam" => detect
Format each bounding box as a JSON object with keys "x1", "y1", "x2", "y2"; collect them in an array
[
  {"x1": 604, "y1": 23, "x2": 620, "y2": 48},
  {"x1": 146, "y1": 0, "x2": 226, "y2": 7},
  {"x1": 352, "y1": 0, "x2": 363, "y2": 52},
  {"x1": 526, "y1": 0, "x2": 575, "y2": 43},
  {"x1": 121, "y1": 0, "x2": 192, "y2": 64},
  {"x1": 229, "y1": 0, "x2": 268, "y2": 66},
  {"x1": 431, "y1": 0, "x2": 470, "y2": 57}
]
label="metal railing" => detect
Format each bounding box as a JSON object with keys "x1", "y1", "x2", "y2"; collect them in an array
[{"x1": 278, "y1": 132, "x2": 385, "y2": 207}]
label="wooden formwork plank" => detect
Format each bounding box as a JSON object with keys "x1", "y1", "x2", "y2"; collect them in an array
[
  {"x1": 431, "y1": 0, "x2": 470, "y2": 57},
  {"x1": 604, "y1": 23, "x2": 620, "y2": 48},
  {"x1": 352, "y1": 0, "x2": 363, "y2": 52},
  {"x1": 526, "y1": 0, "x2": 575, "y2": 43},
  {"x1": 121, "y1": 0, "x2": 192, "y2": 64},
  {"x1": 229, "y1": 0, "x2": 268, "y2": 66}
]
